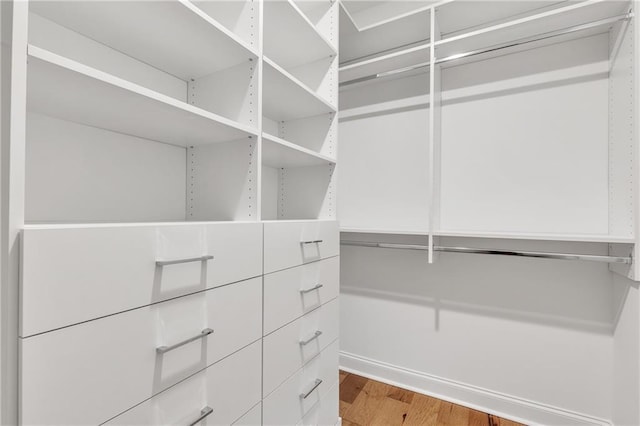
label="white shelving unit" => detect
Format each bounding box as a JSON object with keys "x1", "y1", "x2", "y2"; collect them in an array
[
  {"x1": 1, "y1": 1, "x2": 340, "y2": 425},
  {"x1": 338, "y1": 0, "x2": 638, "y2": 268},
  {"x1": 264, "y1": 0, "x2": 337, "y2": 69},
  {"x1": 18, "y1": 0, "x2": 341, "y2": 225},
  {"x1": 261, "y1": 0, "x2": 339, "y2": 221},
  {"x1": 263, "y1": 56, "x2": 336, "y2": 121},
  {"x1": 336, "y1": 4, "x2": 640, "y2": 426}
]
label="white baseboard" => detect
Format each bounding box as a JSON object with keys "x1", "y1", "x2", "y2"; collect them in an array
[{"x1": 340, "y1": 351, "x2": 612, "y2": 426}]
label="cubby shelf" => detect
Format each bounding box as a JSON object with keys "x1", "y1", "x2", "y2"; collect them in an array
[
  {"x1": 264, "y1": 0, "x2": 337, "y2": 70},
  {"x1": 434, "y1": 0, "x2": 630, "y2": 60},
  {"x1": 30, "y1": 0, "x2": 258, "y2": 80},
  {"x1": 262, "y1": 132, "x2": 335, "y2": 168},
  {"x1": 27, "y1": 45, "x2": 258, "y2": 147},
  {"x1": 263, "y1": 56, "x2": 337, "y2": 121}
]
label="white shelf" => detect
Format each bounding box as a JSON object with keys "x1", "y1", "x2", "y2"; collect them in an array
[
  {"x1": 263, "y1": 56, "x2": 336, "y2": 122},
  {"x1": 341, "y1": 227, "x2": 429, "y2": 236},
  {"x1": 30, "y1": 0, "x2": 258, "y2": 80},
  {"x1": 341, "y1": 1, "x2": 432, "y2": 32},
  {"x1": 28, "y1": 45, "x2": 258, "y2": 147},
  {"x1": 264, "y1": 0, "x2": 337, "y2": 70},
  {"x1": 23, "y1": 220, "x2": 261, "y2": 230},
  {"x1": 434, "y1": 230, "x2": 635, "y2": 244},
  {"x1": 339, "y1": 43, "x2": 430, "y2": 84},
  {"x1": 262, "y1": 133, "x2": 336, "y2": 168},
  {"x1": 435, "y1": 1, "x2": 570, "y2": 39},
  {"x1": 434, "y1": 0, "x2": 630, "y2": 60},
  {"x1": 340, "y1": 228, "x2": 635, "y2": 243},
  {"x1": 340, "y1": 4, "x2": 430, "y2": 64}
]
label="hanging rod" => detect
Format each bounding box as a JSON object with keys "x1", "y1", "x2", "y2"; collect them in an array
[
  {"x1": 340, "y1": 61, "x2": 430, "y2": 87},
  {"x1": 339, "y1": 12, "x2": 632, "y2": 87},
  {"x1": 340, "y1": 240, "x2": 632, "y2": 264},
  {"x1": 435, "y1": 12, "x2": 632, "y2": 65},
  {"x1": 339, "y1": 38, "x2": 430, "y2": 68}
]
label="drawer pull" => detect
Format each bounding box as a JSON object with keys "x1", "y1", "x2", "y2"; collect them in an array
[
  {"x1": 300, "y1": 379, "x2": 323, "y2": 399},
  {"x1": 156, "y1": 255, "x2": 214, "y2": 267},
  {"x1": 300, "y1": 284, "x2": 323, "y2": 294},
  {"x1": 188, "y1": 406, "x2": 213, "y2": 426},
  {"x1": 299, "y1": 330, "x2": 323, "y2": 346},
  {"x1": 300, "y1": 239, "x2": 323, "y2": 245},
  {"x1": 156, "y1": 328, "x2": 214, "y2": 354}
]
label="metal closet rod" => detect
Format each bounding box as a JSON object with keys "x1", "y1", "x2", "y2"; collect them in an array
[
  {"x1": 340, "y1": 240, "x2": 632, "y2": 264},
  {"x1": 339, "y1": 12, "x2": 632, "y2": 87}
]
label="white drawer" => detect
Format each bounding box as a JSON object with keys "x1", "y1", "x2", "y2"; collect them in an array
[
  {"x1": 21, "y1": 222, "x2": 262, "y2": 336},
  {"x1": 106, "y1": 340, "x2": 261, "y2": 426},
  {"x1": 264, "y1": 298, "x2": 339, "y2": 396},
  {"x1": 263, "y1": 221, "x2": 339, "y2": 274},
  {"x1": 264, "y1": 256, "x2": 339, "y2": 335},
  {"x1": 298, "y1": 380, "x2": 339, "y2": 426},
  {"x1": 263, "y1": 340, "x2": 339, "y2": 426},
  {"x1": 233, "y1": 403, "x2": 261, "y2": 425},
  {"x1": 20, "y1": 277, "x2": 262, "y2": 426}
]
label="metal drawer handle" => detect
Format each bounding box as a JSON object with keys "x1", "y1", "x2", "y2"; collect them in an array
[
  {"x1": 299, "y1": 330, "x2": 322, "y2": 346},
  {"x1": 156, "y1": 328, "x2": 214, "y2": 354},
  {"x1": 300, "y1": 379, "x2": 323, "y2": 399},
  {"x1": 301, "y1": 240, "x2": 323, "y2": 245},
  {"x1": 188, "y1": 406, "x2": 213, "y2": 426},
  {"x1": 156, "y1": 255, "x2": 214, "y2": 267},
  {"x1": 300, "y1": 284, "x2": 323, "y2": 294}
]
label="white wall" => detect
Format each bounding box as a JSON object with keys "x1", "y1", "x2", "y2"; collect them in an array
[
  {"x1": 338, "y1": 73, "x2": 430, "y2": 232},
  {"x1": 439, "y1": 34, "x2": 609, "y2": 235},
  {"x1": 339, "y1": 237, "x2": 616, "y2": 425},
  {"x1": 612, "y1": 276, "x2": 640, "y2": 426}
]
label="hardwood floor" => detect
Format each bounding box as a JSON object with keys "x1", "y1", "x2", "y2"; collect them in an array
[{"x1": 339, "y1": 371, "x2": 526, "y2": 426}]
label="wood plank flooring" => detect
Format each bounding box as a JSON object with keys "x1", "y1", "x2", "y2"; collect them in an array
[{"x1": 339, "y1": 371, "x2": 526, "y2": 426}]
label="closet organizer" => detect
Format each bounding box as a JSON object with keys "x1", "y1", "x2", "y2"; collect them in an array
[
  {"x1": 337, "y1": 1, "x2": 640, "y2": 425},
  {"x1": 2, "y1": 1, "x2": 340, "y2": 425}
]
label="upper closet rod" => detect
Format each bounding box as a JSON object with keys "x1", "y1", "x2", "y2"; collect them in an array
[
  {"x1": 340, "y1": 240, "x2": 632, "y2": 264},
  {"x1": 339, "y1": 12, "x2": 632, "y2": 87},
  {"x1": 435, "y1": 12, "x2": 632, "y2": 65}
]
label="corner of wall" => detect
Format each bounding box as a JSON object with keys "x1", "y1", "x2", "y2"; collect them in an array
[{"x1": 612, "y1": 274, "x2": 640, "y2": 426}]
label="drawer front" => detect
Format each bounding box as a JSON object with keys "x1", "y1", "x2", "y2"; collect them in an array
[
  {"x1": 264, "y1": 298, "x2": 339, "y2": 396},
  {"x1": 263, "y1": 340, "x2": 339, "y2": 426},
  {"x1": 263, "y1": 221, "x2": 339, "y2": 274},
  {"x1": 21, "y1": 222, "x2": 262, "y2": 336},
  {"x1": 264, "y1": 256, "x2": 339, "y2": 335},
  {"x1": 298, "y1": 380, "x2": 339, "y2": 426},
  {"x1": 106, "y1": 340, "x2": 261, "y2": 426},
  {"x1": 232, "y1": 403, "x2": 261, "y2": 425},
  {"x1": 20, "y1": 277, "x2": 262, "y2": 426}
]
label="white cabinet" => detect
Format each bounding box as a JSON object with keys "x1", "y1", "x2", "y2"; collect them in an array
[
  {"x1": 6, "y1": 1, "x2": 340, "y2": 425},
  {"x1": 264, "y1": 299, "x2": 340, "y2": 397},
  {"x1": 263, "y1": 340, "x2": 340, "y2": 426},
  {"x1": 20, "y1": 277, "x2": 262, "y2": 425},
  {"x1": 264, "y1": 220, "x2": 340, "y2": 274},
  {"x1": 264, "y1": 256, "x2": 339, "y2": 334},
  {"x1": 298, "y1": 381, "x2": 340, "y2": 426},
  {"x1": 21, "y1": 223, "x2": 262, "y2": 337},
  {"x1": 105, "y1": 341, "x2": 262, "y2": 426}
]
